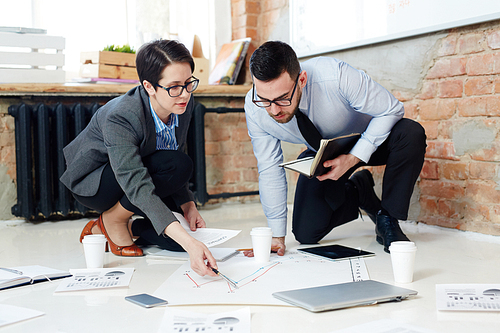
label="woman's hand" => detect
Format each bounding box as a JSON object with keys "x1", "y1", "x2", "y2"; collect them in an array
[
  {"x1": 181, "y1": 201, "x2": 206, "y2": 231},
  {"x1": 164, "y1": 221, "x2": 217, "y2": 277},
  {"x1": 184, "y1": 238, "x2": 218, "y2": 277}
]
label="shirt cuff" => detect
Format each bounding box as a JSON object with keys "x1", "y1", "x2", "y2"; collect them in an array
[
  {"x1": 349, "y1": 137, "x2": 378, "y2": 163},
  {"x1": 267, "y1": 218, "x2": 287, "y2": 238}
]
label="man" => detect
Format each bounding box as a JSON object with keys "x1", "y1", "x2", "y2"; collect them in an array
[{"x1": 244, "y1": 41, "x2": 426, "y2": 254}]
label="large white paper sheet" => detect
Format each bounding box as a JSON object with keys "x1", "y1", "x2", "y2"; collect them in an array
[
  {"x1": 54, "y1": 268, "x2": 134, "y2": 292},
  {"x1": 331, "y1": 319, "x2": 438, "y2": 333},
  {"x1": 154, "y1": 250, "x2": 369, "y2": 306},
  {"x1": 436, "y1": 284, "x2": 500, "y2": 311},
  {"x1": 0, "y1": 304, "x2": 44, "y2": 328},
  {"x1": 173, "y1": 212, "x2": 241, "y2": 247},
  {"x1": 158, "y1": 307, "x2": 250, "y2": 333}
]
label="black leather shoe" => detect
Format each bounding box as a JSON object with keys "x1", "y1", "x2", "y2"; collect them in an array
[
  {"x1": 349, "y1": 170, "x2": 381, "y2": 223},
  {"x1": 375, "y1": 213, "x2": 410, "y2": 253}
]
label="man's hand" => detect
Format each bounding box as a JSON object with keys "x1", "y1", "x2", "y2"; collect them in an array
[
  {"x1": 316, "y1": 154, "x2": 360, "y2": 182},
  {"x1": 181, "y1": 201, "x2": 206, "y2": 231},
  {"x1": 243, "y1": 236, "x2": 286, "y2": 257},
  {"x1": 271, "y1": 236, "x2": 286, "y2": 256}
]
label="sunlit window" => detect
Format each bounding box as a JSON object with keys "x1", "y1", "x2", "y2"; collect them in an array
[{"x1": 0, "y1": 0, "x2": 230, "y2": 81}]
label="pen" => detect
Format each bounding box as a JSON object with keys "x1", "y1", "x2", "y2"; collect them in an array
[
  {"x1": 211, "y1": 268, "x2": 239, "y2": 289},
  {"x1": 0, "y1": 267, "x2": 23, "y2": 275}
]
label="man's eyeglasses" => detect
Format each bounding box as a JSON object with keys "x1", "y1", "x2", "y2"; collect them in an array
[
  {"x1": 252, "y1": 73, "x2": 300, "y2": 108},
  {"x1": 156, "y1": 76, "x2": 200, "y2": 97}
]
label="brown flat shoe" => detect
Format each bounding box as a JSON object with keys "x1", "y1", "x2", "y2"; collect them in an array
[{"x1": 96, "y1": 215, "x2": 143, "y2": 257}]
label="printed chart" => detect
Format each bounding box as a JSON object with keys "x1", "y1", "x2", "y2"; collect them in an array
[
  {"x1": 436, "y1": 284, "x2": 500, "y2": 311},
  {"x1": 154, "y1": 251, "x2": 369, "y2": 306}
]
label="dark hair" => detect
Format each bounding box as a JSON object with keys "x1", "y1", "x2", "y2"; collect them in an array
[
  {"x1": 249, "y1": 41, "x2": 301, "y2": 82},
  {"x1": 136, "y1": 39, "x2": 195, "y2": 90}
]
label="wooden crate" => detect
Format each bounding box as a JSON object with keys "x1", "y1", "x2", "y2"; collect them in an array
[
  {"x1": 80, "y1": 51, "x2": 138, "y2": 80},
  {"x1": 0, "y1": 32, "x2": 65, "y2": 83}
]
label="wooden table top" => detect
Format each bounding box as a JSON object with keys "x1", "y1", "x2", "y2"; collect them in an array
[{"x1": 0, "y1": 83, "x2": 251, "y2": 97}]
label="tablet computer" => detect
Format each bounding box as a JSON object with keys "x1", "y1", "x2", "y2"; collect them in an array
[{"x1": 298, "y1": 244, "x2": 374, "y2": 261}]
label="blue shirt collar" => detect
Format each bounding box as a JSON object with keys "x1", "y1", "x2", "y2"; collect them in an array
[{"x1": 149, "y1": 98, "x2": 178, "y2": 133}]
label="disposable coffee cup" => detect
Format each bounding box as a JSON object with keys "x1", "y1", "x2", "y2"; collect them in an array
[
  {"x1": 389, "y1": 241, "x2": 417, "y2": 283},
  {"x1": 82, "y1": 235, "x2": 106, "y2": 269},
  {"x1": 250, "y1": 227, "x2": 273, "y2": 263}
]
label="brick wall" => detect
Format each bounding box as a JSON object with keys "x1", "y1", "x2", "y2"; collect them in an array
[
  {"x1": 0, "y1": 111, "x2": 15, "y2": 180},
  {"x1": 391, "y1": 22, "x2": 500, "y2": 235},
  {"x1": 231, "y1": 0, "x2": 288, "y2": 83}
]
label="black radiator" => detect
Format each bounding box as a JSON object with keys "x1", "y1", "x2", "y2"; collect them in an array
[{"x1": 8, "y1": 103, "x2": 100, "y2": 220}]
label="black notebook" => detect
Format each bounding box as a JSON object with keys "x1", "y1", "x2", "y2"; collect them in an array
[
  {"x1": 0, "y1": 265, "x2": 71, "y2": 290},
  {"x1": 279, "y1": 133, "x2": 361, "y2": 178}
]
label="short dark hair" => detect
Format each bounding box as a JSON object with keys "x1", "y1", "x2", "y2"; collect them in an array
[
  {"x1": 249, "y1": 41, "x2": 301, "y2": 82},
  {"x1": 136, "y1": 39, "x2": 194, "y2": 90}
]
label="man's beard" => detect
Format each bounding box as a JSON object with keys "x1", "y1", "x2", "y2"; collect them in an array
[
  {"x1": 268, "y1": 90, "x2": 301, "y2": 124},
  {"x1": 269, "y1": 105, "x2": 298, "y2": 124}
]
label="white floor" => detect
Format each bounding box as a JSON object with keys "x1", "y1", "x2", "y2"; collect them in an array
[{"x1": 1, "y1": 202, "x2": 499, "y2": 333}]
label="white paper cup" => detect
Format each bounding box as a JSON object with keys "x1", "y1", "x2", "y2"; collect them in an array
[
  {"x1": 389, "y1": 241, "x2": 417, "y2": 283},
  {"x1": 250, "y1": 227, "x2": 273, "y2": 263},
  {"x1": 82, "y1": 235, "x2": 106, "y2": 269}
]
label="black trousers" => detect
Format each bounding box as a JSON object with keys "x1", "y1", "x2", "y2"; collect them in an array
[
  {"x1": 292, "y1": 118, "x2": 427, "y2": 244},
  {"x1": 73, "y1": 150, "x2": 193, "y2": 251}
]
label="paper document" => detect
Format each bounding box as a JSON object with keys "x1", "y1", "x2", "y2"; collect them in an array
[
  {"x1": 154, "y1": 250, "x2": 369, "y2": 306},
  {"x1": 173, "y1": 212, "x2": 240, "y2": 247},
  {"x1": 0, "y1": 304, "x2": 44, "y2": 328},
  {"x1": 54, "y1": 268, "x2": 134, "y2": 292},
  {"x1": 436, "y1": 284, "x2": 500, "y2": 311},
  {"x1": 145, "y1": 247, "x2": 239, "y2": 262},
  {"x1": 158, "y1": 307, "x2": 250, "y2": 333}
]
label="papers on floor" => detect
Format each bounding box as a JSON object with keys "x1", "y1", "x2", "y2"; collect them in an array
[
  {"x1": 158, "y1": 307, "x2": 250, "y2": 333},
  {"x1": 331, "y1": 319, "x2": 438, "y2": 333},
  {"x1": 173, "y1": 212, "x2": 241, "y2": 247},
  {"x1": 0, "y1": 304, "x2": 44, "y2": 328},
  {"x1": 436, "y1": 284, "x2": 500, "y2": 311},
  {"x1": 154, "y1": 250, "x2": 369, "y2": 306},
  {"x1": 54, "y1": 268, "x2": 134, "y2": 292},
  {"x1": 145, "y1": 247, "x2": 239, "y2": 262}
]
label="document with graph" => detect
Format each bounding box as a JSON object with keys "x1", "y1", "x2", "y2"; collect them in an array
[{"x1": 153, "y1": 249, "x2": 369, "y2": 306}]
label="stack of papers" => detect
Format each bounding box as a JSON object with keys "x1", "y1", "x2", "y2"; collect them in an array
[{"x1": 145, "y1": 247, "x2": 239, "y2": 262}]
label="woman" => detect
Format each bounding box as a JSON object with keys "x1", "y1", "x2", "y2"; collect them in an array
[{"x1": 60, "y1": 39, "x2": 217, "y2": 277}]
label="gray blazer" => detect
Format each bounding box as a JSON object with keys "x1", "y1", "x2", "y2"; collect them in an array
[{"x1": 60, "y1": 85, "x2": 195, "y2": 235}]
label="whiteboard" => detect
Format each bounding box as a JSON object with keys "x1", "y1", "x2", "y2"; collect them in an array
[{"x1": 290, "y1": 0, "x2": 500, "y2": 57}]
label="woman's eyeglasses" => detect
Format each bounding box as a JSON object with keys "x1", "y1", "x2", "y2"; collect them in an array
[{"x1": 156, "y1": 76, "x2": 200, "y2": 97}]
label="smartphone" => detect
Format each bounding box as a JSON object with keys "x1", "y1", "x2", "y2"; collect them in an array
[{"x1": 125, "y1": 293, "x2": 168, "y2": 308}]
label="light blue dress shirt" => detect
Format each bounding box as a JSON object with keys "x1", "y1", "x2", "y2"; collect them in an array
[
  {"x1": 244, "y1": 57, "x2": 405, "y2": 237},
  {"x1": 150, "y1": 99, "x2": 179, "y2": 150}
]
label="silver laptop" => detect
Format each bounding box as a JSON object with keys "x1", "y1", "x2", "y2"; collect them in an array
[{"x1": 272, "y1": 280, "x2": 417, "y2": 312}]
